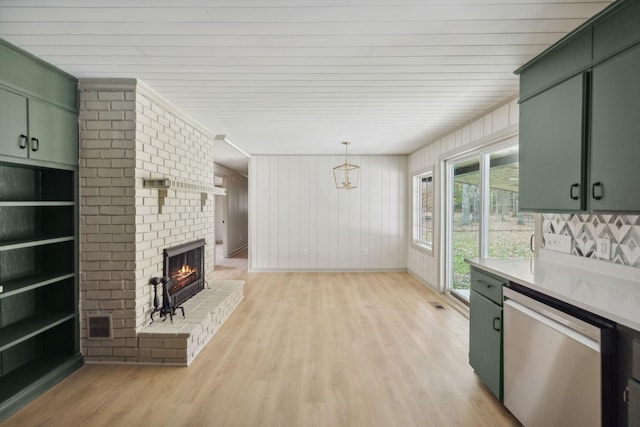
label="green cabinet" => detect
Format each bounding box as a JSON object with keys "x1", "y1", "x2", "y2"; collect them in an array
[
  {"x1": 28, "y1": 99, "x2": 78, "y2": 166},
  {"x1": 519, "y1": 74, "x2": 587, "y2": 212},
  {"x1": 590, "y1": 44, "x2": 640, "y2": 212},
  {"x1": 517, "y1": 0, "x2": 640, "y2": 213},
  {"x1": 0, "y1": 164, "x2": 82, "y2": 421},
  {"x1": 0, "y1": 88, "x2": 29, "y2": 159},
  {"x1": 593, "y1": 0, "x2": 640, "y2": 61},
  {"x1": 0, "y1": 87, "x2": 77, "y2": 167},
  {"x1": 469, "y1": 267, "x2": 506, "y2": 400},
  {"x1": 518, "y1": 30, "x2": 592, "y2": 101},
  {"x1": 615, "y1": 324, "x2": 640, "y2": 426},
  {"x1": 0, "y1": 39, "x2": 81, "y2": 422}
]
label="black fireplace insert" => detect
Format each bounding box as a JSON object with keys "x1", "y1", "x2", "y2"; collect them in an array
[{"x1": 163, "y1": 239, "x2": 206, "y2": 307}]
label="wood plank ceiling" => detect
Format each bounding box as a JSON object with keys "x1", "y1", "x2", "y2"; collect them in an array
[{"x1": 0, "y1": 0, "x2": 611, "y2": 156}]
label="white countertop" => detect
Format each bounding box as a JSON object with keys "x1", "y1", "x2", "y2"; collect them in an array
[{"x1": 466, "y1": 257, "x2": 640, "y2": 331}]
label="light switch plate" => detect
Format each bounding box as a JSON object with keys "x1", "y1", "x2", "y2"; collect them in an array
[
  {"x1": 544, "y1": 233, "x2": 573, "y2": 254},
  {"x1": 597, "y1": 237, "x2": 611, "y2": 260}
]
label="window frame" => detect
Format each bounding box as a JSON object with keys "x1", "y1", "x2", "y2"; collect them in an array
[{"x1": 412, "y1": 167, "x2": 434, "y2": 254}]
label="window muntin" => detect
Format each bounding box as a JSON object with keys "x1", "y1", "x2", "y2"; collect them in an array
[{"x1": 413, "y1": 171, "x2": 433, "y2": 249}]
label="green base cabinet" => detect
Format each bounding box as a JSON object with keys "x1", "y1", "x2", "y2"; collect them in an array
[
  {"x1": 0, "y1": 39, "x2": 81, "y2": 422},
  {"x1": 469, "y1": 267, "x2": 507, "y2": 400}
]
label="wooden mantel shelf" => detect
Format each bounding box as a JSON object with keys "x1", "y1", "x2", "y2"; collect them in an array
[{"x1": 143, "y1": 177, "x2": 225, "y2": 213}]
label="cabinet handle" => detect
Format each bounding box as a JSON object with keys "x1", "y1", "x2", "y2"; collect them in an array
[
  {"x1": 530, "y1": 234, "x2": 535, "y2": 253},
  {"x1": 492, "y1": 316, "x2": 501, "y2": 332},
  {"x1": 19, "y1": 134, "x2": 28, "y2": 149},
  {"x1": 477, "y1": 279, "x2": 493, "y2": 288},
  {"x1": 592, "y1": 182, "x2": 603, "y2": 200},
  {"x1": 31, "y1": 137, "x2": 39, "y2": 152},
  {"x1": 570, "y1": 183, "x2": 580, "y2": 200}
]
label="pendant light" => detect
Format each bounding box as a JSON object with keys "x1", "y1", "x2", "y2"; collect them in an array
[{"x1": 333, "y1": 141, "x2": 360, "y2": 190}]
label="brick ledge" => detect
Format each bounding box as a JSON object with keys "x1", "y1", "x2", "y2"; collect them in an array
[{"x1": 137, "y1": 280, "x2": 244, "y2": 366}]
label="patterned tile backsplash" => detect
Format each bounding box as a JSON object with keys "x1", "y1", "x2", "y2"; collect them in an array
[{"x1": 542, "y1": 214, "x2": 640, "y2": 268}]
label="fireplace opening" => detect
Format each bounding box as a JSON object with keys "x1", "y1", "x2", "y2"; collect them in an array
[{"x1": 163, "y1": 239, "x2": 206, "y2": 307}]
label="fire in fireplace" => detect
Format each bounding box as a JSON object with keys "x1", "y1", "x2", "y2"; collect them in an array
[{"x1": 163, "y1": 239, "x2": 206, "y2": 307}]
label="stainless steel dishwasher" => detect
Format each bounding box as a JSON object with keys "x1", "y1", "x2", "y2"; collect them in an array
[{"x1": 503, "y1": 286, "x2": 615, "y2": 426}]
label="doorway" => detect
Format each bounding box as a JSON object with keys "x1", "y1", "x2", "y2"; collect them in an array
[
  {"x1": 214, "y1": 175, "x2": 228, "y2": 262},
  {"x1": 445, "y1": 141, "x2": 534, "y2": 302}
]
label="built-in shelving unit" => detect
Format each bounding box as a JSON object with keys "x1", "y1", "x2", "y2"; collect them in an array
[
  {"x1": 0, "y1": 162, "x2": 81, "y2": 421},
  {"x1": 0, "y1": 38, "x2": 82, "y2": 422}
]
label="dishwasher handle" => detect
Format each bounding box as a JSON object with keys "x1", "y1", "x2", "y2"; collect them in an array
[{"x1": 504, "y1": 298, "x2": 600, "y2": 353}]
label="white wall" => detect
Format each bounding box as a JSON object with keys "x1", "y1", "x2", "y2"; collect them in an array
[
  {"x1": 249, "y1": 155, "x2": 407, "y2": 271},
  {"x1": 407, "y1": 98, "x2": 520, "y2": 291},
  {"x1": 215, "y1": 163, "x2": 249, "y2": 256}
]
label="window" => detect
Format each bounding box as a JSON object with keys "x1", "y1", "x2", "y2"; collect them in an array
[{"x1": 412, "y1": 170, "x2": 434, "y2": 250}]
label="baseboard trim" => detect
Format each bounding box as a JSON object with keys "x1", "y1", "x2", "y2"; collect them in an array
[
  {"x1": 0, "y1": 354, "x2": 84, "y2": 423},
  {"x1": 247, "y1": 267, "x2": 407, "y2": 273},
  {"x1": 228, "y1": 244, "x2": 248, "y2": 258}
]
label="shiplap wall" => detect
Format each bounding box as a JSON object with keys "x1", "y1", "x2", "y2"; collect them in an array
[
  {"x1": 249, "y1": 155, "x2": 407, "y2": 271},
  {"x1": 407, "y1": 98, "x2": 520, "y2": 291}
]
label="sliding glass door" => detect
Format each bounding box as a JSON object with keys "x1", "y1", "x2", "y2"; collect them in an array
[
  {"x1": 446, "y1": 142, "x2": 534, "y2": 302},
  {"x1": 448, "y1": 156, "x2": 481, "y2": 300}
]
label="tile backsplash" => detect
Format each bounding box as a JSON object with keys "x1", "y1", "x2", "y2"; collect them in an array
[{"x1": 542, "y1": 214, "x2": 640, "y2": 268}]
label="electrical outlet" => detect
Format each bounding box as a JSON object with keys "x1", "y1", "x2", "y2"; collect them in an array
[
  {"x1": 596, "y1": 237, "x2": 611, "y2": 260},
  {"x1": 544, "y1": 233, "x2": 573, "y2": 254},
  {"x1": 303, "y1": 248, "x2": 309, "y2": 256},
  {"x1": 362, "y1": 248, "x2": 369, "y2": 256}
]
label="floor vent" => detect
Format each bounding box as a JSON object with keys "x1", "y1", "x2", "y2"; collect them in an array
[
  {"x1": 429, "y1": 301, "x2": 446, "y2": 310},
  {"x1": 87, "y1": 314, "x2": 113, "y2": 339}
]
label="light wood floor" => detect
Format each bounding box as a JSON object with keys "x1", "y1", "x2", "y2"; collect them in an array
[{"x1": 5, "y1": 251, "x2": 518, "y2": 426}]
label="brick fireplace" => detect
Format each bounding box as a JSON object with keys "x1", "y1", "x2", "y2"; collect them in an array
[{"x1": 78, "y1": 78, "x2": 243, "y2": 365}]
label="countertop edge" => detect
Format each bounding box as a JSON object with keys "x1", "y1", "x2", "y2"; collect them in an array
[{"x1": 466, "y1": 258, "x2": 640, "y2": 332}]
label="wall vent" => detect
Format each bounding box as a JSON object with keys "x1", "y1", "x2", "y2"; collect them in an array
[{"x1": 87, "y1": 314, "x2": 113, "y2": 339}]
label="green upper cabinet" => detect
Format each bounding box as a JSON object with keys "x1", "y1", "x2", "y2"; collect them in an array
[
  {"x1": 0, "y1": 39, "x2": 77, "y2": 168},
  {"x1": 28, "y1": 99, "x2": 78, "y2": 166},
  {"x1": 593, "y1": 0, "x2": 640, "y2": 61},
  {"x1": 590, "y1": 44, "x2": 640, "y2": 212},
  {"x1": 0, "y1": 88, "x2": 28, "y2": 159},
  {"x1": 516, "y1": 0, "x2": 640, "y2": 213},
  {"x1": 0, "y1": 88, "x2": 77, "y2": 167},
  {"x1": 518, "y1": 30, "x2": 592, "y2": 101},
  {"x1": 519, "y1": 74, "x2": 587, "y2": 212}
]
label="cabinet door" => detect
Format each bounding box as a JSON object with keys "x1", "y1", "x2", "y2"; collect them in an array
[
  {"x1": 0, "y1": 88, "x2": 28, "y2": 159},
  {"x1": 519, "y1": 73, "x2": 587, "y2": 212},
  {"x1": 469, "y1": 289, "x2": 502, "y2": 400},
  {"x1": 28, "y1": 99, "x2": 78, "y2": 166},
  {"x1": 591, "y1": 45, "x2": 640, "y2": 212},
  {"x1": 630, "y1": 379, "x2": 640, "y2": 427}
]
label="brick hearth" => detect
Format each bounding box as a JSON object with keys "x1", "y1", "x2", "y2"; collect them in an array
[{"x1": 138, "y1": 280, "x2": 244, "y2": 365}]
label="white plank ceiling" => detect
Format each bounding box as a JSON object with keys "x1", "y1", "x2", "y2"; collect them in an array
[{"x1": 0, "y1": 0, "x2": 611, "y2": 157}]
